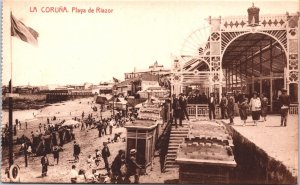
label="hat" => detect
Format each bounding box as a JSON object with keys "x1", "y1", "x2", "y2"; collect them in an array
[
  {"x1": 253, "y1": 91, "x2": 258, "y2": 95},
  {"x1": 282, "y1": 88, "x2": 287, "y2": 92},
  {"x1": 130, "y1": 149, "x2": 136, "y2": 155},
  {"x1": 103, "y1": 142, "x2": 108, "y2": 146}
]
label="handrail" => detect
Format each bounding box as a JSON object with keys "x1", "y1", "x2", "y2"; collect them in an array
[
  {"x1": 186, "y1": 104, "x2": 221, "y2": 118},
  {"x1": 159, "y1": 120, "x2": 172, "y2": 172},
  {"x1": 289, "y1": 104, "x2": 299, "y2": 115}
]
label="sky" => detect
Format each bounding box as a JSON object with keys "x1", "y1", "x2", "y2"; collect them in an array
[{"x1": 2, "y1": 0, "x2": 299, "y2": 86}]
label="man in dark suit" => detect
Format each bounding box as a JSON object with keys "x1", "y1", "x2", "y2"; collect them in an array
[
  {"x1": 208, "y1": 93, "x2": 216, "y2": 120},
  {"x1": 172, "y1": 94, "x2": 183, "y2": 128},
  {"x1": 278, "y1": 88, "x2": 290, "y2": 127},
  {"x1": 41, "y1": 153, "x2": 49, "y2": 177},
  {"x1": 102, "y1": 142, "x2": 111, "y2": 173},
  {"x1": 179, "y1": 93, "x2": 189, "y2": 121}
]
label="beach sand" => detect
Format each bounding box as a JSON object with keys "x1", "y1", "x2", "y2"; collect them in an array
[{"x1": 1, "y1": 97, "x2": 175, "y2": 183}]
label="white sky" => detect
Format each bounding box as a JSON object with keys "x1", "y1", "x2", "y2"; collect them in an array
[{"x1": 2, "y1": 0, "x2": 299, "y2": 86}]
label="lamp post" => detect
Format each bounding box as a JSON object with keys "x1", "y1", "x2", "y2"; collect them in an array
[{"x1": 112, "y1": 90, "x2": 117, "y2": 118}]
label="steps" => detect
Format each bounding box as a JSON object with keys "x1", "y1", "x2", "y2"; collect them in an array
[{"x1": 164, "y1": 123, "x2": 190, "y2": 172}]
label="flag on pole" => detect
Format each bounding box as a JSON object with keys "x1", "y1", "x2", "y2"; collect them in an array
[
  {"x1": 113, "y1": 77, "x2": 120, "y2": 83},
  {"x1": 11, "y1": 12, "x2": 39, "y2": 46}
]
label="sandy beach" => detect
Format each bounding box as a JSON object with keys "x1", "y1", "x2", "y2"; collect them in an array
[{"x1": 1, "y1": 97, "x2": 177, "y2": 183}]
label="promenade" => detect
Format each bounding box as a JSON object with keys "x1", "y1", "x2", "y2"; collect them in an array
[{"x1": 223, "y1": 115, "x2": 298, "y2": 177}]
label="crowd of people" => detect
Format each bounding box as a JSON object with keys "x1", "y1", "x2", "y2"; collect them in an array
[
  {"x1": 34, "y1": 108, "x2": 144, "y2": 183},
  {"x1": 172, "y1": 88, "x2": 291, "y2": 127},
  {"x1": 2, "y1": 97, "x2": 147, "y2": 184}
]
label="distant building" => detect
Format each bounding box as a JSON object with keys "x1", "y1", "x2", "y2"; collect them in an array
[
  {"x1": 124, "y1": 61, "x2": 171, "y2": 80},
  {"x1": 116, "y1": 73, "x2": 159, "y2": 97},
  {"x1": 91, "y1": 82, "x2": 114, "y2": 95}
]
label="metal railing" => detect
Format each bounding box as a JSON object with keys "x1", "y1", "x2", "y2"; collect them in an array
[
  {"x1": 186, "y1": 104, "x2": 221, "y2": 118},
  {"x1": 289, "y1": 104, "x2": 298, "y2": 115}
]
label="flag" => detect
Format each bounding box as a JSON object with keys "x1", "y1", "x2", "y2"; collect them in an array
[
  {"x1": 11, "y1": 12, "x2": 39, "y2": 46},
  {"x1": 113, "y1": 77, "x2": 120, "y2": 83}
]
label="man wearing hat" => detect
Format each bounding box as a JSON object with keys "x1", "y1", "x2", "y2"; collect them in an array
[
  {"x1": 101, "y1": 142, "x2": 111, "y2": 173},
  {"x1": 179, "y1": 93, "x2": 189, "y2": 121},
  {"x1": 208, "y1": 93, "x2": 217, "y2": 120},
  {"x1": 278, "y1": 88, "x2": 290, "y2": 127},
  {"x1": 172, "y1": 94, "x2": 183, "y2": 128},
  {"x1": 125, "y1": 149, "x2": 142, "y2": 183},
  {"x1": 73, "y1": 141, "x2": 81, "y2": 162},
  {"x1": 219, "y1": 93, "x2": 228, "y2": 119}
]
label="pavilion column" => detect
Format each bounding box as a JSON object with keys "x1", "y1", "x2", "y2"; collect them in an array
[
  {"x1": 270, "y1": 40, "x2": 273, "y2": 112},
  {"x1": 252, "y1": 76, "x2": 255, "y2": 93},
  {"x1": 239, "y1": 60, "x2": 242, "y2": 92},
  {"x1": 235, "y1": 63, "x2": 238, "y2": 90},
  {"x1": 225, "y1": 68, "x2": 228, "y2": 92},
  {"x1": 251, "y1": 49, "x2": 254, "y2": 93},
  {"x1": 270, "y1": 72, "x2": 273, "y2": 112},
  {"x1": 260, "y1": 79, "x2": 262, "y2": 95},
  {"x1": 231, "y1": 67, "x2": 234, "y2": 91}
]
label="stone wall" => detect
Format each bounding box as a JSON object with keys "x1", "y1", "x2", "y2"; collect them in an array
[{"x1": 225, "y1": 124, "x2": 297, "y2": 184}]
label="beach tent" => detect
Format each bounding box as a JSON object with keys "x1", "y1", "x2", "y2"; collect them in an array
[
  {"x1": 61, "y1": 120, "x2": 80, "y2": 127},
  {"x1": 113, "y1": 97, "x2": 128, "y2": 110}
]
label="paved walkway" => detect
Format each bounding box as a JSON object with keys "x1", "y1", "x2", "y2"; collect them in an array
[{"x1": 221, "y1": 115, "x2": 298, "y2": 176}]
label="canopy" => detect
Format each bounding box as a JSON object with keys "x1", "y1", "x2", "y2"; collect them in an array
[{"x1": 61, "y1": 120, "x2": 80, "y2": 127}]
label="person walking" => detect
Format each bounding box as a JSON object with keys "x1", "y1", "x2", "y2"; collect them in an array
[
  {"x1": 227, "y1": 93, "x2": 235, "y2": 124},
  {"x1": 73, "y1": 141, "x2": 81, "y2": 162},
  {"x1": 125, "y1": 149, "x2": 142, "y2": 184},
  {"x1": 109, "y1": 119, "x2": 114, "y2": 135},
  {"x1": 219, "y1": 93, "x2": 228, "y2": 119},
  {"x1": 172, "y1": 94, "x2": 183, "y2": 128},
  {"x1": 39, "y1": 123, "x2": 42, "y2": 133},
  {"x1": 278, "y1": 88, "x2": 290, "y2": 127},
  {"x1": 260, "y1": 93, "x2": 268, "y2": 122},
  {"x1": 41, "y1": 153, "x2": 49, "y2": 177},
  {"x1": 81, "y1": 121, "x2": 85, "y2": 131},
  {"x1": 208, "y1": 93, "x2": 216, "y2": 120},
  {"x1": 249, "y1": 91, "x2": 261, "y2": 126},
  {"x1": 25, "y1": 122, "x2": 28, "y2": 130},
  {"x1": 179, "y1": 94, "x2": 189, "y2": 121},
  {"x1": 102, "y1": 142, "x2": 111, "y2": 173},
  {"x1": 97, "y1": 122, "x2": 103, "y2": 137},
  {"x1": 52, "y1": 146, "x2": 60, "y2": 165},
  {"x1": 14, "y1": 125, "x2": 17, "y2": 136},
  {"x1": 238, "y1": 93, "x2": 249, "y2": 126},
  {"x1": 103, "y1": 121, "x2": 108, "y2": 135},
  {"x1": 111, "y1": 149, "x2": 127, "y2": 183},
  {"x1": 82, "y1": 111, "x2": 85, "y2": 120}
]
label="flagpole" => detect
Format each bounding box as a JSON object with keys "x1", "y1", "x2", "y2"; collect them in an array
[{"x1": 8, "y1": 10, "x2": 14, "y2": 167}]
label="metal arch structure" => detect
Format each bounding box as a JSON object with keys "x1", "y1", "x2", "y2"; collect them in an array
[{"x1": 171, "y1": 9, "x2": 299, "y2": 101}]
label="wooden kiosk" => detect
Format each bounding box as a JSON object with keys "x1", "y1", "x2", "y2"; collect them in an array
[{"x1": 125, "y1": 97, "x2": 163, "y2": 167}]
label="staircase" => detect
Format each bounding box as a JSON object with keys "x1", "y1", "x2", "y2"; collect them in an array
[{"x1": 163, "y1": 122, "x2": 190, "y2": 171}]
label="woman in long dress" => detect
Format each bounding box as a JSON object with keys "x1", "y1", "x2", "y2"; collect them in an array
[
  {"x1": 249, "y1": 92, "x2": 261, "y2": 126},
  {"x1": 227, "y1": 95, "x2": 235, "y2": 124},
  {"x1": 238, "y1": 94, "x2": 248, "y2": 126},
  {"x1": 260, "y1": 93, "x2": 268, "y2": 121}
]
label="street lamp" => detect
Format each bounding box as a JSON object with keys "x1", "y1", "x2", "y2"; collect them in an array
[{"x1": 112, "y1": 90, "x2": 117, "y2": 118}]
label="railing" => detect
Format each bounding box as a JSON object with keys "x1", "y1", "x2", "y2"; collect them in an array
[
  {"x1": 187, "y1": 104, "x2": 221, "y2": 119},
  {"x1": 289, "y1": 104, "x2": 298, "y2": 115},
  {"x1": 159, "y1": 120, "x2": 172, "y2": 172}
]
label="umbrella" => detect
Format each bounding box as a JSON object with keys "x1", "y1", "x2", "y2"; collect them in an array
[{"x1": 61, "y1": 120, "x2": 80, "y2": 127}]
